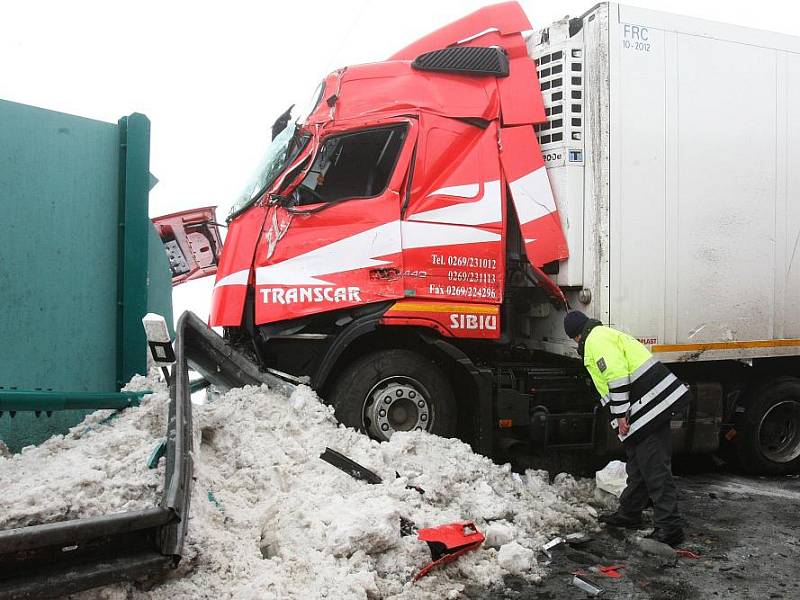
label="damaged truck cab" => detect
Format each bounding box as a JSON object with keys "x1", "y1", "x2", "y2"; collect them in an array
[
  {"x1": 207, "y1": 2, "x2": 579, "y2": 453},
  {"x1": 162, "y1": 2, "x2": 800, "y2": 475}
]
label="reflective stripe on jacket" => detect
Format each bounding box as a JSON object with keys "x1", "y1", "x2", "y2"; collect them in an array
[{"x1": 583, "y1": 325, "x2": 690, "y2": 443}]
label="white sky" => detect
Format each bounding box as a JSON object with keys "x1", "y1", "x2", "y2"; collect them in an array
[{"x1": 2, "y1": 0, "x2": 799, "y2": 321}]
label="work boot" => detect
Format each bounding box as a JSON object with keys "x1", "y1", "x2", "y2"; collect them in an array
[
  {"x1": 646, "y1": 527, "x2": 685, "y2": 547},
  {"x1": 598, "y1": 512, "x2": 643, "y2": 528}
]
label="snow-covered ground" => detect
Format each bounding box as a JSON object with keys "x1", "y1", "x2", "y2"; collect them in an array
[
  {"x1": 0, "y1": 375, "x2": 166, "y2": 529},
  {"x1": 0, "y1": 376, "x2": 602, "y2": 599}
]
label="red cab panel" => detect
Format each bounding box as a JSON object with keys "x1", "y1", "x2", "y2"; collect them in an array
[
  {"x1": 500, "y1": 125, "x2": 569, "y2": 267},
  {"x1": 382, "y1": 300, "x2": 500, "y2": 340},
  {"x1": 403, "y1": 114, "x2": 506, "y2": 305},
  {"x1": 210, "y1": 206, "x2": 269, "y2": 327}
]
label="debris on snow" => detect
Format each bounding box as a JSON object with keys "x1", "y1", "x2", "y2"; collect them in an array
[
  {"x1": 4, "y1": 380, "x2": 600, "y2": 599},
  {"x1": 596, "y1": 460, "x2": 628, "y2": 498},
  {"x1": 572, "y1": 573, "x2": 605, "y2": 596}
]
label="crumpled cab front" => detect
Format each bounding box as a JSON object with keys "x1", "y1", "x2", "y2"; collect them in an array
[{"x1": 210, "y1": 1, "x2": 570, "y2": 330}]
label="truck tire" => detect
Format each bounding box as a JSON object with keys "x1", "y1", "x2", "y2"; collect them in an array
[
  {"x1": 737, "y1": 377, "x2": 800, "y2": 475},
  {"x1": 328, "y1": 349, "x2": 457, "y2": 442}
]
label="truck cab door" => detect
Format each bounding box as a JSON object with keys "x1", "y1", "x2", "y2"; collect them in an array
[
  {"x1": 402, "y1": 114, "x2": 506, "y2": 305},
  {"x1": 152, "y1": 207, "x2": 223, "y2": 285},
  {"x1": 252, "y1": 118, "x2": 418, "y2": 325}
]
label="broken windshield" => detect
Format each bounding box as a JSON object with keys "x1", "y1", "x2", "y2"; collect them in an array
[
  {"x1": 228, "y1": 81, "x2": 326, "y2": 220},
  {"x1": 229, "y1": 123, "x2": 310, "y2": 220}
]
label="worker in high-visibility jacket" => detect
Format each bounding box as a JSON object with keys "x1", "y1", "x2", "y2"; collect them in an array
[{"x1": 564, "y1": 310, "x2": 691, "y2": 547}]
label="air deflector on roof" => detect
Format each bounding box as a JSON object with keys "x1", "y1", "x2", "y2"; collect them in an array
[{"x1": 411, "y1": 46, "x2": 509, "y2": 77}]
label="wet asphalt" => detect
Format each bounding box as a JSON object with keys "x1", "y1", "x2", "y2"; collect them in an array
[{"x1": 470, "y1": 459, "x2": 800, "y2": 600}]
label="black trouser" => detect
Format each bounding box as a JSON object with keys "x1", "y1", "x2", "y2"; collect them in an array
[{"x1": 618, "y1": 420, "x2": 682, "y2": 531}]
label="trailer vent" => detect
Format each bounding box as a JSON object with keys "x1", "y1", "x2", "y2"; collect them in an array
[{"x1": 534, "y1": 43, "x2": 583, "y2": 149}]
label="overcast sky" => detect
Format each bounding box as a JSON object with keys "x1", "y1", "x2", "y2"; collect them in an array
[{"x1": 2, "y1": 0, "x2": 798, "y2": 320}]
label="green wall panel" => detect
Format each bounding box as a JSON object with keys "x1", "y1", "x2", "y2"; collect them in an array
[
  {"x1": 0, "y1": 100, "x2": 120, "y2": 394},
  {"x1": 0, "y1": 100, "x2": 172, "y2": 451}
]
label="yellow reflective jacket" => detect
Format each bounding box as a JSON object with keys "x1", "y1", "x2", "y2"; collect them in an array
[{"x1": 583, "y1": 324, "x2": 690, "y2": 443}]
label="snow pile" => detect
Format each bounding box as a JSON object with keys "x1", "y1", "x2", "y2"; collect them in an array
[
  {"x1": 2, "y1": 376, "x2": 600, "y2": 599},
  {"x1": 496, "y1": 541, "x2": 535, "y2": 575},
  {"x1": 0, "y1": 375, "x2": 167, "y2": 529},
  {"x1": 94, "y1": 383, "x2": 597, "y2": 599}
]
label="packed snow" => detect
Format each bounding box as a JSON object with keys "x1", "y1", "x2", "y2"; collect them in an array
[
  {"x1": 0, "y1": 375, "x2": 166, "y2": 529},
  {"x1": 0, "y1": 374, "x2": 605, "y2": 599}
]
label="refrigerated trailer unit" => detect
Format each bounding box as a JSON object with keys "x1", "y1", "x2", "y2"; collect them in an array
[
  {"x1": 522, "y1": 3, "x2": 800, "y2": 472},
  {"x1": 165, "y1": 2, "x2": 800, "y2": 475},
  {"x1": 528, "y1": 3, "x2": 800, "y2": 363}
]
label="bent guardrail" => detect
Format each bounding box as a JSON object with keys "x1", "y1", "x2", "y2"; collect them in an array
[{"x1": 0, "y1": 320, "x2": 194, "y2": 599}]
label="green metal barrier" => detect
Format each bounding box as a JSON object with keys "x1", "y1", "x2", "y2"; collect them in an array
[
  {"x1": 0, "y1": 390, "x2": 149, "y2": 413},
  {"x1": 0, "y1": 100, "x2": 173, "y2": 451}
]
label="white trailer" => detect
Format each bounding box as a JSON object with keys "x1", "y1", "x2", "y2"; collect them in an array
[
  {"x1": 501, "y1": 3, "x2": 800, "y2": 474},
  {"x1": 527, "y1": 3, "x2": 800, "y2": 365}
]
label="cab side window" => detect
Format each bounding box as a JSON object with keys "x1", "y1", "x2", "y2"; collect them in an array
[{"x1": 298, "y1": 125, "x2": 407, "y2": 205}]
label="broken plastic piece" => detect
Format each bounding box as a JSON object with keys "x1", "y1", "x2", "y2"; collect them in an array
[
  {"x1": 542, "y1": 536, "x2": 565, "y2": 557},
  {"x1": 565, "y1": 532, "x2": 593, "y2": 545},
  {"x1": 414, "y1": 521, "x2": 485, "y2": 581},
  {"x1": 207, "y1": 490, "x2": 224, "y2": 513},
  {"x1": 572, "y1": 574, "x2": 605, "y2": 596},
  {"x1": 147, "y1": 438, "x2": 167, "y2": 469},
  {"x1": 597, "y1": 564, "x2": 625, "y2": 578},
  {"x1": 319, "y1": 447, "x2": 383, "y2": 484}
]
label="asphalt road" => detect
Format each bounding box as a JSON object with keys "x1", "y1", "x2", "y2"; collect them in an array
[{"x1": 470, "y1": 462, "x2": 800, "y2": 600}]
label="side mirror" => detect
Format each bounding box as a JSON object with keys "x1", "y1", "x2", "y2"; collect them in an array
[{"x1": 152, "y1": 207, "x2": 223, "y2": 286}]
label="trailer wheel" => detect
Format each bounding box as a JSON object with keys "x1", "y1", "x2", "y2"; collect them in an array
[
  {"x1": 737, "y1": 377, "x2": 800, "y2": 474},
  {"x1": 329, "y1": 349, "x2": 457, "y2": 442}
]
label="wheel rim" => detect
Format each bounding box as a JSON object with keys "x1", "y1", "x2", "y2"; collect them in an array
[
  {"x1": 758, "y1": 399, "x2": 800, "y2": 464},
  {"x1": 362, "y1": 376, "x2": 433, "y2": 441}
]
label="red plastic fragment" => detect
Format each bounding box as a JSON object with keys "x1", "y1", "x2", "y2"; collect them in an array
[
  {"x1": 598, "y1": 564, "x2": 626, "y2": 578},
  {"x1": 413, "y1": 521, "x2": 485, "y2": 581}
]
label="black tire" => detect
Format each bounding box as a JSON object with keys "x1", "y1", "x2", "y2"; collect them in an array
[
  {"x1": 737, "y1": 377, "x2": 800, "y2": 475},
  {"x1": 328, "y1": 349, "x2": 457, "y2": 441}
]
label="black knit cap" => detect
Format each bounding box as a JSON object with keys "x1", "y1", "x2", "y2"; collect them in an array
[{"x1": 564, "y1": 310, "x2": 589, "y2": 339}]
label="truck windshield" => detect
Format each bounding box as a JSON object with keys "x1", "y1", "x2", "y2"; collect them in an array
[{"x1": 229, "y1": 123, "x2": 309, "y2": 219}]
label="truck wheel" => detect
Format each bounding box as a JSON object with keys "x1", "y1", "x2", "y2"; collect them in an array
[
  {"x1": 737, "y1": 377, "x2": 800, "y2": 474},
  {"x1": 329, "y1": 349, "x2": 457, "y2": 442}
]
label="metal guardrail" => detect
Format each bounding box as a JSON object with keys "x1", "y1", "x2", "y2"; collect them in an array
[
  {"x1": 177, "y1": 311, "x2": 297, "y2": 396},
  {"x1": 0, "y1": 310, "x2": 295, "y2": 598},
  {"x1": 0, "y1": 318, "x2": 194, "y2": 599}
]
